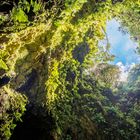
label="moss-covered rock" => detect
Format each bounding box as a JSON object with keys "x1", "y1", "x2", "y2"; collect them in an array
[{"x1": 0, "y1": 0, "x2": 140, "y2": 140}]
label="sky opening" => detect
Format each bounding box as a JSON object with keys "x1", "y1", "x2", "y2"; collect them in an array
[
  {"x1": 106, "y1": 19, "x2": 140, "y2": 81},
  {"x1": 106, "y1": 19, "x2": 140, "y2": 65}
]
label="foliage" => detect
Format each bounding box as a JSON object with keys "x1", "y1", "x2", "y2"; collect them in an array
[
  {"x1": 91, "y1": 63, "x2": 120, "y2": 88},
  {"x1": 0, "y1": 87, "x2": 27, "y2": 140},
  {"x1": 0, "y1": 0, "x2": 140, "y2": 140},
  {"x1": 118, "y1": 1, "x2": 140, "y2": 51}
]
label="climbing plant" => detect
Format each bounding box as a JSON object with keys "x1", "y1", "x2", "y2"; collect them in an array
[{"x1": 0, "y1": 0, "x2": 140, "y2": 140}]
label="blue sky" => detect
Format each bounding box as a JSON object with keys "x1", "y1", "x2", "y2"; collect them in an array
[
  {"x1": 97, "y1": 19, "x2": 140, "y2": 81},
  {"x1": 106, "y1": 19, "x2": 140, "y2": 65}
]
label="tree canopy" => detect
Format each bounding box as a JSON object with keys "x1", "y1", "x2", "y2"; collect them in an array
[{"x1": 0, "y1": 0, "x2": 140, "y2": 140}]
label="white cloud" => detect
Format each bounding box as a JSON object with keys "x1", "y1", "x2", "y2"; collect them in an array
[
  {"x1": 116, "y1": 62, "x2": 136, "y2": 82},
  {"x1": 124, "y1": 40, "x2": 138, "y2": 51},
  {"x1": 136, "y1": 57, "x2": 140, "y2": 62}
]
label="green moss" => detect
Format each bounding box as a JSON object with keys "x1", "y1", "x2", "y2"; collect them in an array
[{"x1": 0, "y1": 0, "x2": 140, "y2": 140}]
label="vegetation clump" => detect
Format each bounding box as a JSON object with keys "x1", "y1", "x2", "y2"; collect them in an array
[{"x1": 0, "y1": 0, "x2": 140, "y2": 140}]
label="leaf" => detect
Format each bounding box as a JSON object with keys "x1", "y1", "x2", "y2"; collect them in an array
[
  {"x1": 33, "y1": 1, "x2": 41, "y2": 13},
  {"x1": 12, "y1": 8, "x2": 28, "y2": 23},
  {"x1": 0, "y1": 59, "x2": 8, "y2": 70}
]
